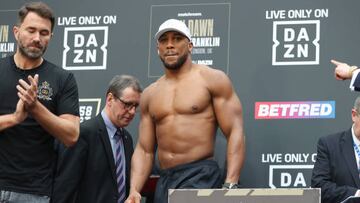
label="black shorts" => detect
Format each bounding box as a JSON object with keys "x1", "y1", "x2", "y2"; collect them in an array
[{"x1": 154, "y1": 159, "x2": 222, "y2": 203}]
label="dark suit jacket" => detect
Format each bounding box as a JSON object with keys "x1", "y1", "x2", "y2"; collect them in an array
[
  {"x1": 354, "y1": 74, "x2": 360, "y2": 91},
  {"x1": 52, "y1": 114, "x2": 134, "y2": 203},
  {"x1": 311, "y1": 129, "x2": 360, "y2": 203}
]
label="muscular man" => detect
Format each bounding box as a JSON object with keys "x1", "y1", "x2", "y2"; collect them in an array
[
  {"x1": 332, "y1": 59, "x2": 360, "y2": 91},
  {"x1": 126, "y1": 19, "x2": 245, "y2": 203},
  {"x1": 0, "y1": 2, "x2": 79, "y2": 202}
]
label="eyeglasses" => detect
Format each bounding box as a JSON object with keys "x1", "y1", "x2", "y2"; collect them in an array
[{"x1": 114, "y1": 95, "x2": 139, "y2": 111}]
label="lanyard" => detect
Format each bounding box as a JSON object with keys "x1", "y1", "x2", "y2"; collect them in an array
[{"x1": 353, "y1": 142, "x2": 360, "y2": 167}]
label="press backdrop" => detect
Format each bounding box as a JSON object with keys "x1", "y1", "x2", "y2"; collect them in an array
[{"x1": 1, "y1": 0, "x2": 359, "y2": 188}]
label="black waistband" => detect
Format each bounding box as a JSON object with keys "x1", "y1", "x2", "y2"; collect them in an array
[{"x1": 159, "y1": 159, "x2": 218, "y2": 176}]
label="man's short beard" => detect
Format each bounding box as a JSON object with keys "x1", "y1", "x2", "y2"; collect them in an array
[
  {"x1": 18, "y1": 42, "x2": 46, "y2": 60},
  {"x1": 161, "y1": 52, "x2": 188, "y2": 70}
]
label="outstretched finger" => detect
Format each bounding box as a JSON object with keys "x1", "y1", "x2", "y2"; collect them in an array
[
  {"x1": 18, "y1": 79, "x2": 31, "y2": 90},
  {"x1": 28, "y1": 74, "x2": 39, "y2": 90},
  {"x1": 16, "y1": 84, "x2": 27, "y2": 95},
  {"x1": 330, "y1": 59, "x2": 342, "y2": 66}
]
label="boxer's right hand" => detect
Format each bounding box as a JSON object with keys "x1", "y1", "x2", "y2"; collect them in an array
[{"x1": 125, "y1": 191, "x2": 141, "y2": 203}]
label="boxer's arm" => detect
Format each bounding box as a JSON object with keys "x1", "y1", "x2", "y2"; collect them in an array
[
  {"x1": 210, "y1": 70, "x2": 245, "y2": 184},
  {"x1": 127, "y1": 88, "x2": 156, "y2": 203}
]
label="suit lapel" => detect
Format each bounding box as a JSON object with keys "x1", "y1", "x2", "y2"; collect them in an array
[
  {"x1": 121, "y1": 129, "x2": 134, "y2": 195},
  {"x1": 96, "y1": 115, "x2": 118, "y2": 186},
  {"x1": 341, "y1": 129, "x2": 360, "y2": 187},
  {"x1": 122, "y1": 131, "x2": 131, "y2": 172}
]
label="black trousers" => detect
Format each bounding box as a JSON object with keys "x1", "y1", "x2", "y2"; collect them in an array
[{"x1": 154, "y1": 159, "x2": 222, "y2": 203}]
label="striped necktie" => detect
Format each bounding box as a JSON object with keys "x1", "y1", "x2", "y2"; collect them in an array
[
  {"x1": 353, "y1": 142, "x2": 360, "y2": 179},
  {"x1": 115, "y1": 129, "x2": 126, "y2": 203}
]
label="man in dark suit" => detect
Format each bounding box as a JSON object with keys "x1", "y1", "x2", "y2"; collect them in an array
[
  {"x1": 312, "y1": 96, "x2": 360, "y2": 203},
  {"x1": 52, "y1": 75, "x2": 142, "y2": 203},
  {"x1": 332, "y1": 59, "x2": 360, "y2": 91}
]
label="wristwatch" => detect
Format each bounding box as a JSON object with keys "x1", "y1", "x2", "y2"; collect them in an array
[{"x1": 222, "y1": 182, "x2": 239, "y2": 189}]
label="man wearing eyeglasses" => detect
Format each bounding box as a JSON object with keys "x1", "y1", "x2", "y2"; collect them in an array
[
  {"x1": 52, "y1": 75, "x2": 142, "y2": 203},
  {"x1": 312, "y1": 96, "x2": 360, "y2": 202}
]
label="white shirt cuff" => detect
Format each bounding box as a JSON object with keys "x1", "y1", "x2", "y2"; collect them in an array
[
  {"x1": 355, "y1": 189, "x2": 360, "y2": 196},
  {"x1": 350, "y1": 69, "x2": 360, "y2": 91}
]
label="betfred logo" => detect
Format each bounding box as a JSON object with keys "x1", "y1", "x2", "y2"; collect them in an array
[{"x1": 255, "y1": 101, "x2": 335, "y2": 119}]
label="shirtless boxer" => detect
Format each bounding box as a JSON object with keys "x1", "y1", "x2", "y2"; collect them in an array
[{"x1": 125, "y1": 19, "x2": 245, "y2": 203}]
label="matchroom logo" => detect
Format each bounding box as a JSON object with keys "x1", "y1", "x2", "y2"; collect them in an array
[
  {"x1": 255, "y1": 101, "x2": 335, "y2": 119},
  {"x1": 272, "y1": 20, "x2": 320, "y2": 65}
]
